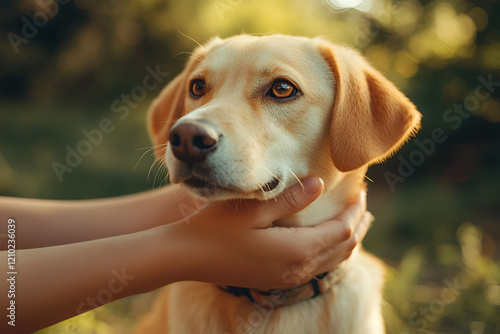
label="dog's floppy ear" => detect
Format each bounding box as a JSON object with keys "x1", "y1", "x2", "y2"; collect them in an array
[
  {"x1": 317, "y1": 41, "x2": 422, "y2": 172},
  {"x1": 148, "y1": 69, "x2": 191, "y2": 158}
]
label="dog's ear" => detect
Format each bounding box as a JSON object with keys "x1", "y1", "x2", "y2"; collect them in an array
[
  {"x1": 148, "y1": 68, "x2": 191, "y2": 158},
  {"x1": 317, "y1": 41, "x2": 422, "y2": 172}
]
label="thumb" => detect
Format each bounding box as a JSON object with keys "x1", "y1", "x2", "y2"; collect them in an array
[{"x1": 265, "y1": 176, "x2": 324, "y2": 222}]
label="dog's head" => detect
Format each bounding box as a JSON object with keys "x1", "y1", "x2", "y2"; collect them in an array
[{"x1": 149, "y1": 35, "x2": 421, "y2": 200}]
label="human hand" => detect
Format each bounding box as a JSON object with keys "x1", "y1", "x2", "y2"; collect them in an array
[{"x1": 167, "y1": 176, "x2": 372, "y2": 289}]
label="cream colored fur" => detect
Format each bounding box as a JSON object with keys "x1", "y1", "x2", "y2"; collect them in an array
[{"x1": 138, "y1": 34, "x2": 421, "y2": 333}]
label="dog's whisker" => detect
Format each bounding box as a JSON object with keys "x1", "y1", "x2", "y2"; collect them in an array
[
  {"x1": 172, "y1": 51, "x2": 204, "y2": 63},
  {"x1": 172, "y1": 51, "x2": 194, "y2": 58},
  {"x1": 177, "y1": 28, "x2": 203, "y2": 48},
  {"x1": 147, "y1": 158, "x2": 160, "y2": 181},
  {"x1": 191, "y1": 53, "x2": 205, "y2": 63},
  {"x1": 134, "y1": 146, "x2": 161, "y2": 171},
  {"x1": 153, "y1": 163, "x2": 166, "y2": 189},
  {"x1": 165, "y1": 169, "x2": 171, "y2": 185},
  {"x1": 248, "y1": 31, "x2": 279, "y2": 37},
  {"x1": 147, "y1": 160, "x2": 156, "y2": 181},
  {"x1": 364, "y1": 175, "x2": 374, "y2": 183},
  {"x1": 160, "y1": 163, "x2": 169, "y2": 187},
  {"x1": 151, "y1": 162, "x2": 161, "y2": 188},
  {"x1": 286, "y1": 167, "x2": 304, "y2": 191},
  {"x1": 259, "y1": 185, "x2": 266, "y2": 198},
  {"x1": 135, "y1": 143, "x2": 167, "y2": 151},
  {"x1": 148, "y1": 156, "x2": 168, "y2": 189}
]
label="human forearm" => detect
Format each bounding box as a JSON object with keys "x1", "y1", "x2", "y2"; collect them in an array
[
  {"x1": 0, "y1": 184, "x2": 203, "y2": 249},
  {"x1": 0, "y1": 224, "x2": 182, "y2": 333}
]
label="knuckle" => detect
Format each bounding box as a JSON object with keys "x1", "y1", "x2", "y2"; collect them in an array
[
  {"x1": 342, "y1": 252, "x2": 352, "y2": 263},
  {"x1": 342, "y1": 248, "x2": 354, "y2": 261},
  {"x1": 346, "y1": 239, "x2": 357, "y2": 253},
  {"x1": 341, "y1": 221, "x2": 354, "y2": 242},
  {"x1": 282, "y1": 190, "x2": 301, "y2": 211}
]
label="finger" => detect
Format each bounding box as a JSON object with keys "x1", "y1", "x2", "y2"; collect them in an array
[
  {"x1": 313, "y1": 256, "x2": 349, "y2": 278},
  {"x1": 311, "y1": 192, "x2": 370, "y2": 252},
  {"x1": 324, "y1": 211, "x2": 373, "y2": 260},
  {"x1": 312, "y1": 211, "x2": 374, "y2": 275},
  {"x1": 261, "y1": 176, "x2": 324, "y2": 223},
  {"x1": 286, "y1": 243, "x2": 349, "y2": 287},
  {"x1": 333, "y1": 190, "x2": 367, "y2": 230},
  {"x1": 312, "y1": 212, "x2": 357, "y2": 246}
]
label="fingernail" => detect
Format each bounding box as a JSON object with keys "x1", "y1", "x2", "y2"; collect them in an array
[{"x1": 302, "y1": 177, "x2": 323, "y2": 195}]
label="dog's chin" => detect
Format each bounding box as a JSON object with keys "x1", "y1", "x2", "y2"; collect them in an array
[{"x1": 180, "y1": 176, "x2": 283, "y2": 201}]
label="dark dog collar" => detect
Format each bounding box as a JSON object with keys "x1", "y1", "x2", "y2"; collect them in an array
[{"x1": 219, "y1": 267, "x2": 345, "y2": 309}]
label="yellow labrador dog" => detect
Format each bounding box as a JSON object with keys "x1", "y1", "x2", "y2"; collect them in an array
[{"x1": 136, "y1": 34, "x2": 421, "y2": 333}]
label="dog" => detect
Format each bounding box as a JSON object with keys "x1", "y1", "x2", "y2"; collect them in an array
[{"x1": 135, "y1": 34, "x2": 421, "y2": 333}]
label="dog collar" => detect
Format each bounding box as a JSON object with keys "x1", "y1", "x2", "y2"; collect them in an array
[{"x1": 219, "y1": 266, "x2": 346, "y2": 309}]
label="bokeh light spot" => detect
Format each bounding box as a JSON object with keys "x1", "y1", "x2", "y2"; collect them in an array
[{"x1": 327, "y1": 0, "x2": 373, "y2": 12}]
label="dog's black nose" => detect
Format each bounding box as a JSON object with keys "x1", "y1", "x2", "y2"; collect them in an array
[{"x1": 168, "y1": 121, "x2": 219, "y2": 164}]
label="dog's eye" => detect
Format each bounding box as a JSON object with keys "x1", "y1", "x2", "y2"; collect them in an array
[
  {"x1": 190, "y1": 79, "x2": 206, "y2": 97},
  {"x1": 269, "y1": 80, "x2": 298, "y2": 99}
]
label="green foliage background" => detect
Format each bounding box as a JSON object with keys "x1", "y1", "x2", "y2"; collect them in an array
[{"x1": 0, "y1": 0, "x2": 499, "y2": 333}]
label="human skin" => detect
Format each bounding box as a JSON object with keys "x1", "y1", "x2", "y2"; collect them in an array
[{"x1": 0, "y1": 176, "x2": 371, "y2": 333}]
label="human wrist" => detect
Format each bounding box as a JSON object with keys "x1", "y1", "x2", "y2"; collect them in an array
[
  {"x1": 138, "y1": 221, "x2": 200, "y2": 288},
  {"x1": 99, "y1": 224, "x2": 187, "y2": 298}
]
